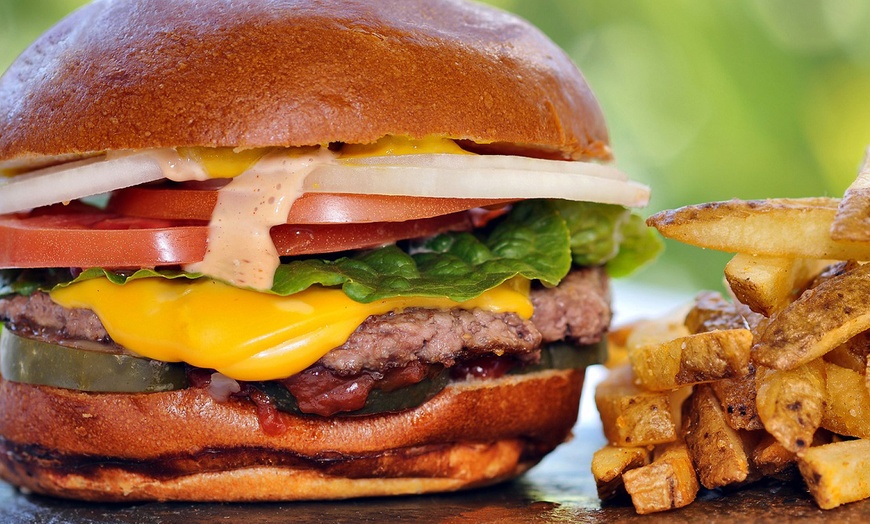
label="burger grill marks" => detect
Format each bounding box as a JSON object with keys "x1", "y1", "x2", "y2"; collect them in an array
[{"x1": 0, "y1": 267, "x2": 610, "y2": 418}]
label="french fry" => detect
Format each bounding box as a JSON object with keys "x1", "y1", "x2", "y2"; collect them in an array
[
  {"x1": 647, "y1": 197, "x2": 870, "y2": 260},
  {"x1": 625, "y1": 313, "x2": 691, "y2": 350},
  {"x1": 807, "y1": 260, "x2": 860, "y2": 289},
  {"x1": 821, "y1": 361, "x2": 870, "y2": 438},
  {"x1": 629, "y1": 329, "x2": 751, "y2": 391},
  {"x1": 604, "y1": 321, "x2": 639, "y2": 369},
  {"x1": 753, "y1": 262, "x2": 870, "y2": 370},
  {"x1": 709, "y1": 366, "x2": 764, "y2": 431},
  {"x1": 798, "y1": 439, "x2": 870, "y2": 510},
  {"x1": 823, "y1": 331, "x2": 870, "y2": 373},
  {"x1": 594, "y1": 364, "x2": 685, "y2": 447},
  {"x1": 684, "y1": 291, "x2": 749, "y2": 334},
  {"x1": 831, "y1": 147, "x2": 870, "y2": 242},
  {"x1": 622, "y1": 440, "x2": 699, "y2": 514},
  {"x1": 591, "y1": 445, "x2": 651, "y2": 501},
  {"x1": 755, "y1": 359, "x2": 826, "y2": 453},
  {"x1": 682, "y1": 385, "x2": 750, "y2": 488},
  {"x1": 750, "y1": 432, "x2": 795, "y2": 478},
  {"x1": 724, "y1": 254, "x2": 827, "y2": 316}
]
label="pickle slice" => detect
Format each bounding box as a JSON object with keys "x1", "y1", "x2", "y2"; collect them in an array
[
  {"x1": 255, "y1": 368, "x2": 451, "y2": 417},
  {"x1": 512, "y1": 340, "x2": 605, "y2": 375},
  {"x1": 0, "y1": 329, "x2": 188, "y2": 393}
]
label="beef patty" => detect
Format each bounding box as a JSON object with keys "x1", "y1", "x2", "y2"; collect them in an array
[{"x1": 0, "y1": 267, "x2": 611, "y2": 376}]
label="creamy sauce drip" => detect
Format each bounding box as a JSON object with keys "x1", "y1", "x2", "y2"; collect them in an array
[
  {"x1": 184, "y1": 148, "x2": 337, "y2": 290},
  {"x1": 147, "y1": 148, "x2": 210, "y2": 182}
]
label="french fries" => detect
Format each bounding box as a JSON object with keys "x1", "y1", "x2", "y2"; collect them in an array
[
  {"x1": 724, "y1": 254, "x2": 826, "y2": 316},
  {"x1": 647, "y1": 197, "x2": 870, "y2": 260},
  {"x1": 594, "y1": 364, "x2": 682, "y2": 447},
  {"x1": 682, "y1": 384, "x2": 750, "y2": 488},
  {"x1": 831, "y1": 147, "x2": 870, "y2": 243},
  {"x1": 629, "y1": 329, "x2": 751, "y2": 391},
  {"x1": 622, "y1": 440, "x2": 699, "y2": 514},
  {"x1": 798, "y1": 439, "x2": 870, "y2": 509},
  {"x1": 821, "y1": 361, "x2": 870, "y2": 438},
  {"x1": 709, "y1": 367, "x2": 763, "y2": 430},
  {"x1": 591, "y1": 445, "x2": 650, "y2": 501},
  {"x1": 596, "y1": 148, "x2": 870, "y2": 513},
  {"x1": 753, "y1": 262, "x2": 870, "y2": 370},
  {"x1": 755, "y1": 360, "x2": 826, "y2": 453}
]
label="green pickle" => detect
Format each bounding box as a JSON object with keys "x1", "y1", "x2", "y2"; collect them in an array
[
  {"x1": 0, "y1": 329, "x2": 188, "y2": 393},
  {"x1": 511, "y1": 340, "x2": 605, "y2": 375}
]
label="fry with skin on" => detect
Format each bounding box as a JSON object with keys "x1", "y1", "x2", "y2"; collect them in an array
[
  {"x1": 710, "y1": 366, "x2": 764, "y2": 431},
  {"x1": 755, "y1": 359, "x2": 826, "y2": 453},
  {"x1": 753, "y1": 262, "x2": 870, "y2": 370},
  {"x1": 822, "y1": 361, "x2": 870, "y2": 438},
  {"x1": 682, "y1": 384, "x2": 750, "y2": 488},
  {"x1": 591, "y1": 445, "x2": 651, "y2": 501},
  {"x1": 684, "y1": 291, "x2": 750, "y2": 334},
  {"x1": 647, "y1": 197, "x2": 870, "y2": 260},
  {"x1": 724, "y1": 253, "x2": 828, "y2": 317},
  {"x1": 831, "y1": 147, "x2": 870, "y2": 243},
  {"x1": 594, "y1": 364, "x2": 683, "y2": 447},
  {"x1": 798, "y1": 439, "x2": 870, "y2": 510},
  {"x1": 622, "y1": 440, "x2": 699, "y2": 514},
  {"x1": 629, "y1": 329, "x2": 751, "y2": 391}
]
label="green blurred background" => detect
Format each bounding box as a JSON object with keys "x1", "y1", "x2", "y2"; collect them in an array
[{"x1": 2, "y1": 0, "x2": 870, "y2": 296}]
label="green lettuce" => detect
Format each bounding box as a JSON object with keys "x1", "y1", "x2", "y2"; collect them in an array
[{"x1": 2, "y1": 200, "x2": 661, "y2": 302}]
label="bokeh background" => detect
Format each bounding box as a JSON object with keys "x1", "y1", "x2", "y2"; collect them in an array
[{"x1": 3, "y1": 0, "x2": 870, "y2": 300}]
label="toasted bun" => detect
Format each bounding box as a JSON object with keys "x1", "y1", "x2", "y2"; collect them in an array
[
  {"x1": 0, "y1": 369, "x2": 583, "y2": 502},
  {"x1": 0, "y1": 0, "x2": 609, "y2": 167}
]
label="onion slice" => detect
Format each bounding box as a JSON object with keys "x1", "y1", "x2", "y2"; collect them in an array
[
  {"x1": 0, "y1": 151, "x2": 174, "y2": 214},
  {"x1": 0, "y1": 149, "x2": 650, "y2": 215},
  {"x1": 309, "y1": 154, "x2": 649, "y2": 207}
]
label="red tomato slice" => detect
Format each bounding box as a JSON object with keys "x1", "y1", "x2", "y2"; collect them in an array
[
  {"x1": 107, "y1": 185, "x2": 514, "y2": 224},
  {"x1": 0, "y1": 204, "x2": 472, "y2": 269}
]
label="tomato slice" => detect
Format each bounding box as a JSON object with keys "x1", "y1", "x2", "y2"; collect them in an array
[
  {"x1": 0, "y1": 204, "x2": 472, "y2": 269},
  {"x1": 108, "y1": 185, "x2": 514, "y2": 224}
]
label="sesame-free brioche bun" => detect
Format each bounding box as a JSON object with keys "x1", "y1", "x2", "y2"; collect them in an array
[
  {"x1": 0, "y1": 370, "x2": 583, "y2": 502},
  {"x1": 0, "y1": 0, "x2": 610, "y2": 169}
]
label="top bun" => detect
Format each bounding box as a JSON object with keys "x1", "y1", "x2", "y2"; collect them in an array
[{"x1": 0, "y1": 0, "x2": 610, "y2": 166}]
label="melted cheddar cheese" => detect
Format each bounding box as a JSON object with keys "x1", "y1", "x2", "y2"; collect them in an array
[{"x1": 50, "y1": 277, "x2": 532, "y2": 382}]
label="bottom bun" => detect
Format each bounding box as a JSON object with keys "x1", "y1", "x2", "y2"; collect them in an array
[{"x1": 0, "y1": 368, "x2": 584, "y2": 502}]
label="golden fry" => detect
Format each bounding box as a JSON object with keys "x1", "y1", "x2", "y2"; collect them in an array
[
  {"x1": 604, "y1": 321, "x2": 640, "y2": 369},
  {"x1": 630, "y1": 329, "x2": 751, "y2": 391},
  {"x1": 753, "y1": 262, "x2": 870, "y2": 370},
  {"x1": 831, "y1": 147, "x2": 870, "y2": 242},
  {"x1": 594, "y1": 364, "x2": 682, "y2": 447},
  {"x1": 798, "y1": 439, "x2": 870, "y2": 510},
  {"x1": 822, "y1": 361, "x2": 870, "y2": 438},
  {"x1": 709, "y1": 366, "x2": 763, "y2": 431},
  {"x1": 755, "y1": 359, "x2": 826, "y2": 453},
  {"x1": 724, "y1": 253, "x2": 827, "y2": 316},
  {"x1": 682, "y1": 385, "x2": 750, "y2": 488},
  {"x1": 591, "y1": 445, "x2": 650, "y2": 501},
  {"x1": 625, "y1": 314, "x2": 691, "y2": 350},
  {"x1": 684, "y1": 291, "x2": 749, "y2": 334},
  {"x1": 750, "y1": 432, "x2": 796, "y2": 478},
  {"x1": 622, "y1": 440, "x2": 699, "y2": 514},
  {"x1": 647, "y1": 197, "x2": 870, "y2": 260},
  {"x1": 823, "y1": 331, "x2": 870, "y2": 373}
]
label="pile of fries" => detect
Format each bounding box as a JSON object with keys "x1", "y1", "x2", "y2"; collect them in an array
[{"x1": 593, "y1": 150, "x2": 870, "y2": 514}]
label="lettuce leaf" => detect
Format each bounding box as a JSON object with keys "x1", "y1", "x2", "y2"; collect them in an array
[{"x1": 1, "y1": 200, "x2": 661, "y2": 301}]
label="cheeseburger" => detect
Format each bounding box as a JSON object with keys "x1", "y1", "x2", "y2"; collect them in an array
[{"x1": 0, "y1": 0, "x2": 658, "y2": 501}]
